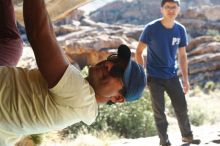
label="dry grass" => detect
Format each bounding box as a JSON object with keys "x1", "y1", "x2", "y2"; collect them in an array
[
  {"x1": 165, "y1": 87, "x2": 220, "y2": 132},
  {"x1": 39, "y1": 132, "x2": 110, "y2": 146}
]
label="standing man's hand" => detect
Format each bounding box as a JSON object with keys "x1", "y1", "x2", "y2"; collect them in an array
[
  {"x1": 182, "y1": 79, "x2": 190, "y2": 94},
  {"x1": 136, "y1": 41, "x2": 147, "y2": 66},
  {"x1": 178, "y1": 47, "x2": 190, "y2": 94}
]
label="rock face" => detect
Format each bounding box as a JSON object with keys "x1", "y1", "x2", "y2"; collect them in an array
[
  {"x1": 109, "y1": 123, "x2": 220, "y2": 146},
  {"x1": 15, "y1": 136, "x2": 35, "y2": 146},
  {"x1": 179, "y1": 5, "x2": 220, "y2": 37},
  {"x1": 186, "y1": 36, "x2": 220, "y2": 85},
  {"x1": 88, "y1": 0, "x2": 220, "y2": 38},
  {"x1": 89, "y1": 0, "x2": 220, "y2": 25},
  {"x1": 55, "y1": 22, "x2": 141, "y2": 69},
  {"x1": 89, "y1": 0, "x2": 161, "y2": 25},
  {"x1": 16, "y1": 47, "x2": 37, "y2": 69},
  {"x1": 201, "y1": 5, "x2": 220, "y2": 21}
]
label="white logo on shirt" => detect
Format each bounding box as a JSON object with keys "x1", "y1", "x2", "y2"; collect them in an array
[{"x1": 172, "y1": 37, "x2": 180, "y2": 46}]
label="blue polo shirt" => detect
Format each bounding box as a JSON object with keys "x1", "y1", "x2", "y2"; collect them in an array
[{"x1": 139, "y1": 19, "x2": 188, "y2": 79}]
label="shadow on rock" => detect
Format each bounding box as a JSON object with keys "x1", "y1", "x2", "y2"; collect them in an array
[
  {"x1": 181, "y1": 139, "x2": 201, "y2": 146},
  {"x1": 212, "y1": 139, "x2": 220, "y2": 144}
]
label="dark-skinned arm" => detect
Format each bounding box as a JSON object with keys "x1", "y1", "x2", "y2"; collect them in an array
[{"x1": 23, "y1": 0, "x2": 69, "y2": 88}]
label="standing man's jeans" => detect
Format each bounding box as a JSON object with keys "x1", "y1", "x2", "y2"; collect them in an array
[
  {"x1": 0, "y1": 0, "x2": 23, "y2": 66},
  {"x1": 147, "y1": 75, "x2": 192, "y2": 144}
]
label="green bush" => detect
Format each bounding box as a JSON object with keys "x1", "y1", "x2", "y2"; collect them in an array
[
  {"x1": 190, "y1": 85, "x2": 202, "y2": 96},
  {"x1": 203, "y1": 81, "x2": 215, "y2": 93},
  {"x1": 206, "y1": 29, "x2": 220, "y2": 36},
  {"x1": 188, "y1": 104, "x2": 207, "y2": 126},
  {"x1": 65, "y1": 90, "x2": 156, "y2": 139},
  {"x1": 31, "y1": 134, "x2": 42, "y2": 145}
]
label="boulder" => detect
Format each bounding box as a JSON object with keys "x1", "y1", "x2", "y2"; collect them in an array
[
  {"x1": 186, "y1": 36, "x2": 220, "y2": 52},
  {"x1": 201, "y1": 5, "x2": 220, "y2": 21}
]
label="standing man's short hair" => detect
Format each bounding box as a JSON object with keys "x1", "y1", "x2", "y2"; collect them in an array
[{"x1": 161, "y1": 0, "x2": 180, "y2": 7}]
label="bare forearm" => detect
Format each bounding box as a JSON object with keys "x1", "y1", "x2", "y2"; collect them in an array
[
  {"x1": 23, "y1": 0, "x2": 58, "y2": 59},
  {"x1": 135, "y1": 41, "x2": 146, "y2": 67},
  {"x1": 178, "y1": 47, "x2": 190, "y2": 93},
  {"x1": 136, "y1": 51, "x2": 145, "y2": 66},
  {"x1": 23, "y1": 0, "x2": 68, "y2": 88},
  {"x1": 23, "y1": 0, "x2": 47, "y2": 42},
  {"x1": 179, "y1": 55, "x2": 188, "y2": 81}
]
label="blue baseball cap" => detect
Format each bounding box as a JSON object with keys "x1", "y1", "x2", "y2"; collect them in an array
[{"x1": 117, "y1": 44, "x2": 146, "y2": 101}]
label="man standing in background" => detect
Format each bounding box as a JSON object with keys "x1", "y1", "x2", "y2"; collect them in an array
[{"x1": 136, "y1": 0, "x2": 197, "y2": 145}]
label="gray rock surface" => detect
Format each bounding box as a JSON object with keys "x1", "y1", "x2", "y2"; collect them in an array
[{"x1": 109, "y1": 123, "x2": 220, "y2": 146}]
